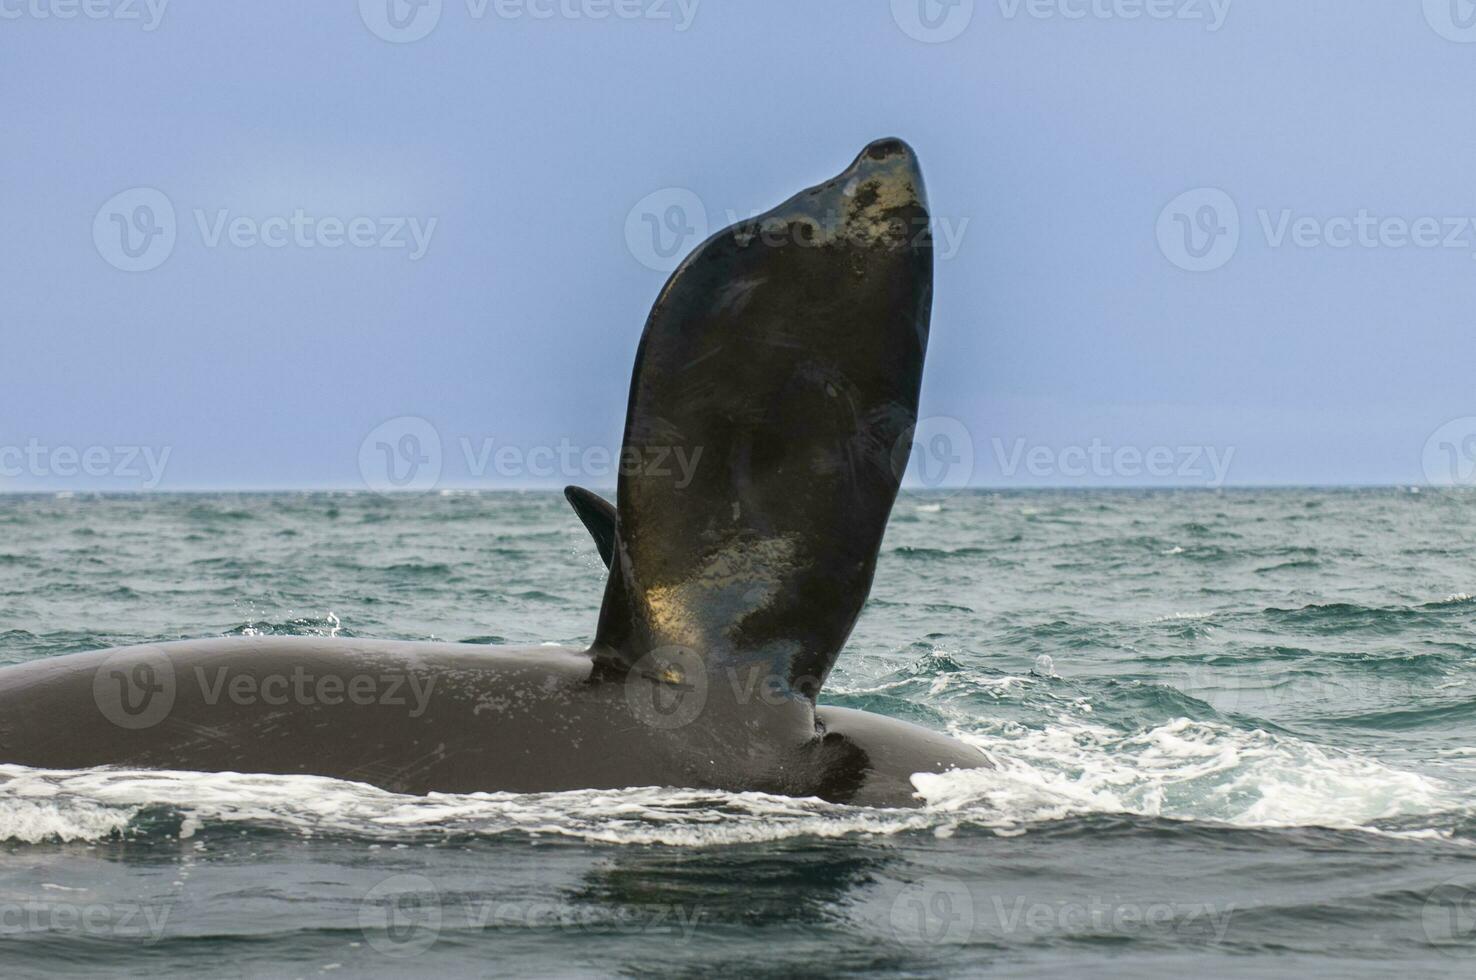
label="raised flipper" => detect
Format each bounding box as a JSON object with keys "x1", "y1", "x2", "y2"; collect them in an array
[
  {"x1": 592, "y1": 139, "x2": 934, "y2": 700},
  {"x1": 564, "y1": 485, "x2": 616, "y2": 567}
]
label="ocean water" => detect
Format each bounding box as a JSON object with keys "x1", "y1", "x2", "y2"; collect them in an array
[{"x1": 0, "y1": 488, "x2": 1473, "y2": 978}]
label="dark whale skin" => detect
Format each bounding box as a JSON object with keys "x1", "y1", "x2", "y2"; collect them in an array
[{"x1": 0, "y1": 637, "x2": 984, "y2": 807}]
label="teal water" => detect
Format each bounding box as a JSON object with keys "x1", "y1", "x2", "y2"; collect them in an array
[{"x1": 0, "y1": 489, "x2": 1473, "y2": 977}]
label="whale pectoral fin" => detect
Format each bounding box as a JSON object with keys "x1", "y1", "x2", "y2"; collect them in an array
[
  {"x1": 564, "y1": 486, "x2": 616, "y2": 568},
  {"x1": 592, "y1": 139, "x2": 933, "y2": 702}
]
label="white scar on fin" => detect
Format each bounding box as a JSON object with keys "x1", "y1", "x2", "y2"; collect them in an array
[{"x1": 642, "y1": 535, "x2": 799, "y2": 646}]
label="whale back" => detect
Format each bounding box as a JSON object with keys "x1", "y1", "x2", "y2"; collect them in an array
[{"x1": 592, "y1": 140, "x2": 934, "y2": 700}]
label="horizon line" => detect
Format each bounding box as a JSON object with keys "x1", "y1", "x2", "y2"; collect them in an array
[{"x1": 0, "y1": 483, "x2": 1460, "y2": 496}]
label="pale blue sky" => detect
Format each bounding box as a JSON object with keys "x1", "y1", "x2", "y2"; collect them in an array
[{"x1": 2, "y1": 1, "x2": 1474, "y2": 490}]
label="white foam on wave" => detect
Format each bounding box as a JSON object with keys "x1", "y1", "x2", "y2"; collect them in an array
[
  {"x1": 1147, "y1": 611, "x2": 1214, "y2": 623},
  {"x1": 0, "y1": 794, "x2": 137, "y2": 844},
  {"x1": 1, "y1": 713, "x2": 1465, "y2": 848},
  {"x1": 917, "y1": 716, "x2": 1460, "y2": 837},
  {"x1": 0, "y1": 765, "x2": 937, "y2": 847}
]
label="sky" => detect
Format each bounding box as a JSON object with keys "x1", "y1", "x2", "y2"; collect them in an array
[{"x1": 2, "y1": 0, "x2": 1474, "y2": 491}]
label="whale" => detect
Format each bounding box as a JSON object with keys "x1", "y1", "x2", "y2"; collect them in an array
[{"x1": 0, "y1": 139, "x2": 988, "y2": 807}]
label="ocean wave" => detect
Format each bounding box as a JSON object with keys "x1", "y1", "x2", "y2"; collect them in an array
[
  {"x1": 222, "y1": 613, "x2": 345, "y2": 638},
  {"x1": 1261, "y1": 601, "x2": 1466, "y2": 635},
  {"x1": 889, "y1": 546, "x2": 988, "y2": 559},
  {"x1": 921, "y1": 717, "x2": 1464, "y2": 837},
  {"x1": 1146, "y1": 612, "x2": 1215, "y2": 623},
  {"x1": 1254, "y1": 559, "x2": 1321, "y2": 573},
  {"x1": 0, "y1": 767, "x2": 938, "y2": 847},
  {"x1": 0, "y1": 718, "x2": 1463, "y2": 848}
]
